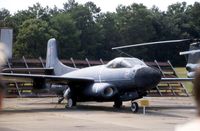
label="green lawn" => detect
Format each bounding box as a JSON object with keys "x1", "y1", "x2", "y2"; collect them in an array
[{"x1": 175, "y1": 67, "x2": 193, "y2": 93}]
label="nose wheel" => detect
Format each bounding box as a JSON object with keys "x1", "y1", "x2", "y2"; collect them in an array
[{"x1": 130, "y1": 101, "x2": 139, "y2": 113}]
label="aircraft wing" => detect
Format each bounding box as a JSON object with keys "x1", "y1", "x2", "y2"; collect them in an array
[
  {"x1": 161, "y1": 78, "x2": 194, "y2": 83},
  {"x1": 0, "y1": 73, "x2": 94, "y2": 84},
  {"x1": 2, "y1": 68, "x2": 54, "y2": 74}
]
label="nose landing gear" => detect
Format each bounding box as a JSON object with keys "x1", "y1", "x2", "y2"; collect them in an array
[{"x1": 113, "y1": 99, "x2": 139, "y2": 113}]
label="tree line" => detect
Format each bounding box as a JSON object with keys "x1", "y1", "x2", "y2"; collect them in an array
[{"x1": 0, "y1": 0, "x2": 200, "y2": 66}]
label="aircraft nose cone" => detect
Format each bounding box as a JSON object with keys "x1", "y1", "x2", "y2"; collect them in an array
[{"x1": 135, "y1": 67, "x2": 161, "y2": 90}]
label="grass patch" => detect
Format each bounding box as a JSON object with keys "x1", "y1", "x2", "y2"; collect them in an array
[{"x1": 175, "y1": 67, "x2": 193, "y2": 93}]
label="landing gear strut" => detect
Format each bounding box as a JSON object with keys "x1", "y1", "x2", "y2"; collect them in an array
[
  {"x1": 63, "y1": 88, "x2": 77, "y2": 108},
  {"x1": 130, "y1": 101, "x2": 139, "y2": 113},
  {"x1": 58, "y1": 97, "x2": 64, "y2": 104},
  {"x1": 65, "y1": 93, "x2": 77, "y2": 108},
  {"x1": 113, "y1": 100, "x2": 122, "y2": 108}
]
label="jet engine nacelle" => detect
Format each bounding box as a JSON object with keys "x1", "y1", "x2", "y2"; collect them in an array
[{"x1": 85, "y1": 83, "x2": 117, "y2": 98}]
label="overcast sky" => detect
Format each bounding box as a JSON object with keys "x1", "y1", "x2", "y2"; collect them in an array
[{"x1": 0, "y1": 0, "x2": 199, "y2": 14}]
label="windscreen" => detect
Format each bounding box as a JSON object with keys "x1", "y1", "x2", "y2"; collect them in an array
[
  {"x1": 124, "y1": 58, "x2": 146, "y2": 66},
  {"x1": 106, "y1": 58, "x2": 146, "y2": 68}
]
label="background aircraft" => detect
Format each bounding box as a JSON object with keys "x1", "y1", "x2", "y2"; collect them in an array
[
  {"x1": 113, "y1": 39, "x2": 200, "y2": 78},
  {"x1": 179, "y1": 40, "x2": 200, "y2": 78},
  {"x1": 0, "y1": 38, "x2": 193, "y2": 112}
]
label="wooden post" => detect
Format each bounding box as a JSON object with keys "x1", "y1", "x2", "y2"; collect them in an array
[
  {"x1": 0, "y1": 66, "x2": 4, "y2": 111},
  {"x1": 70, "y1": 58, "x2": 77, "y2": 68},
  {"x1": 0, "y1": 67, "x2": 4, "y2": 112},
  {"x1": 0, "y1": 78, "x2": 4, "y2": 111},
  {"x1": 85, "y1": 58, "x2": 91, "y2": 67},
  {"x1": 0, "y1": 91, "x2": 3, "y2": 111}
]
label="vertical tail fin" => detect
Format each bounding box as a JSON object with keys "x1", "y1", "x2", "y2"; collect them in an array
[
  {"x1": 46, "y1": 38, "x2": 58, "y2": 68},
  {"x1": 46, "y1": 38, "x2": 77, "y2": 75}
]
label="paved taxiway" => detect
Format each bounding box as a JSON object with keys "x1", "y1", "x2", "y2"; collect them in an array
[{"x1": 0, "y1": 97, "x2": 197, "y2": 131}]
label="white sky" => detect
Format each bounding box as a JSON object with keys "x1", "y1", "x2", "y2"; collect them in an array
[{"x1": 0, "y1": 0, "x2": 199, "y2": 14}]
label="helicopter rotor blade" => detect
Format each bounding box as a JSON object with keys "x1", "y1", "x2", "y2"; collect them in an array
[
  {"x1": 180, "y1": 49, "x2": 200, "y2": 55},
  {"x1": 112, "y1": 39, "x2": 190, "y2": 50}
]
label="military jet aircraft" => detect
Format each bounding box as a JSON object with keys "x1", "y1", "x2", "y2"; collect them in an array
[
  {"x1": 179, "y1": 40, "x2": 200, "y2": 78},
  {"x1": 1, "y1": 38, "x2": 193, "y2": 112}
]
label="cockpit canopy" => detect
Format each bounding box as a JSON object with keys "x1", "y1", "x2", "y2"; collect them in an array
[{"x1": 106, "y1": 57, "x2": 146, "y2": 68}]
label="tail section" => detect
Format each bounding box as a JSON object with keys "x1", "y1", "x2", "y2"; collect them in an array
[{"x1": 46, "y1": 38, "x2": 77, "y2": 75}]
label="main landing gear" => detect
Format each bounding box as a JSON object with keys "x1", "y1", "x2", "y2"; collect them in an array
[
  {"x1": 58, "y1": 97, "x2": 64, "y2": 104},
  {"x1": 57, "y1": 88, "x2": 77, "y2": 108},
  {"x1": 65, "y1": 97, "x2": 77, "y2": 108},
  {"x1": 113, "y1": 100, "x2": 139, "y2": 113},
  {"x1": 130, "y1": 101, "x2": 139, "y2": 113},
  {"x1": 57, "y1": 96, "x2": 77, "y2": 108},
  {"x1": 65, "y1": 91, "x2": 76, "y2": 108},
  {"x1": 58, "y1": 96, "x2": 77, "y2": 108}
]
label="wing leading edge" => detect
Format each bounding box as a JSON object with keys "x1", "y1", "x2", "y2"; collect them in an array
[{"x1": 0, "y1": 73, "x2": 94, "y2": 84}]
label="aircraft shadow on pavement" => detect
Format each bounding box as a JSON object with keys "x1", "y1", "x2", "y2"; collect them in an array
[{"x1": 1, "y1": 102, "x2": 195, "y2": 118}]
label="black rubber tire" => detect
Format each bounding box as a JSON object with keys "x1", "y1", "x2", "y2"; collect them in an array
[
  {"x1": 130, "y1": 102, "x2": 139, "y2": 113},
  {"x1": 66, "y1": 97, "x2": 76, "y2": 108}
]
